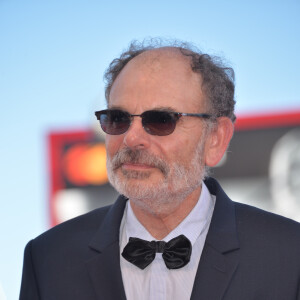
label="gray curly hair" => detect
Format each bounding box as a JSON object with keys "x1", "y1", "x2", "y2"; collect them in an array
[{"x1": 104, "y1": 39, "x2": 236, "y2": 122}]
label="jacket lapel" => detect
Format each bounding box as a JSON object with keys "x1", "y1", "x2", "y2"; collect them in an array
[
  {"x1": 191, "y1": 178, "x2": 240, "y2": 300},
  {"x1": 85, "y1": 195, "x2": 128, "y2": 300}
]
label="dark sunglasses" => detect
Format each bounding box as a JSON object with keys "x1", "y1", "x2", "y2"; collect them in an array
[{"x1": 95, "y1": 109, "x2": 212, "y2": 136}]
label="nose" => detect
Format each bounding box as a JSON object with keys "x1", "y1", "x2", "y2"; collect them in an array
[{"x1": 123, "y1": 117, "x2": 151, "y2": 149}]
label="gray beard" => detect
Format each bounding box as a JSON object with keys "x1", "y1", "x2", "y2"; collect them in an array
[{"x1": 106, "y1": 141, "x2": 206, "y2": 215}]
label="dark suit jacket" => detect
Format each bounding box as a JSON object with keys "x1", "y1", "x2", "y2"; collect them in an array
[{"x1": 20, "y1": 178, "x2": 300, "y2": 300}]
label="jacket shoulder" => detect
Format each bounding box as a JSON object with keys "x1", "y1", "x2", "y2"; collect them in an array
[
  {"x1": 234, "y1": 201, "x2": 300, "y2": 250},
  {"x1": 31, "y1": 204, "x2": 112, "y2": 250},
  {"x1": 235, "y1": 201, "x2": 300, "y2": 230}
]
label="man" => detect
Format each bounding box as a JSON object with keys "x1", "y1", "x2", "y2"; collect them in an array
[{"x1": 20, "y1": 40, "x2": 300, "y2": 300}]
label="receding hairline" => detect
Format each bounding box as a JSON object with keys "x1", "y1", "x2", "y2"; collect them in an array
[
  {"x1": 111, "y1": 46, "x2": 203, "y2": 96},
  {"x1": 123, "y1": 46, "x2": 195, "y2": 68}
]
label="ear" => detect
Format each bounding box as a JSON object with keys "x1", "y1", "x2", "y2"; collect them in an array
[{"x1": 204, "y1": 117, "x2": 234, "y2": 167}]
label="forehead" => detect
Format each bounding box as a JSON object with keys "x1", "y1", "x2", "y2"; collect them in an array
[{"x1": 109, "y1": 48, "x2": 206, "y2": 112}]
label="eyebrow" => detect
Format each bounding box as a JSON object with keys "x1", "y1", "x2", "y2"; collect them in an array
[
  {"x1": 107, "y1": 105, "x2": 125, "y2": 110},
  {"x1": 152, "y1": 106, "x2": 178, "y2": 112}
]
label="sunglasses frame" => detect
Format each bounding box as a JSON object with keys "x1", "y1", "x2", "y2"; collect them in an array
[{"x1": 95, "y1": 109, "x2": 212, "y2": 136}]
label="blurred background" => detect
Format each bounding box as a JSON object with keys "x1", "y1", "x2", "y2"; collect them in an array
[{"x1": 0, "y1": 0, "x2": 299, "y2": 298}]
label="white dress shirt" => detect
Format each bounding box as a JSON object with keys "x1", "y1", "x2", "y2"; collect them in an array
[{"x1": 119, "y1": 182, "x2": 216, "y2": 300}]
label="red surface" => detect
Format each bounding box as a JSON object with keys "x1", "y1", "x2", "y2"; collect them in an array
[
  {"x1": 235, "y1": 109, "x2": 300, "y2": 130},
  {"x1": 48, "y1": 130, "x2": 93, "y2": 226}
]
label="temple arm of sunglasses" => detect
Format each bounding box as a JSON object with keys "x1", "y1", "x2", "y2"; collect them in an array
[{"x1": 179, "y1": 113, "x2": 212, "y2": 119}]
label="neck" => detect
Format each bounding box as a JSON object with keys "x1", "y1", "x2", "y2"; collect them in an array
[{"x1": 130, "y1": 185, "x2": 202, "y2": 240}]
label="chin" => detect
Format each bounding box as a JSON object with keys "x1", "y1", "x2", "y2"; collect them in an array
[
  {"x1": 108, "y1": 168, "x2": 162, "y2": 194},
  {"x1": 112, "y1": 177, "x2": 162, "y2": 200}
]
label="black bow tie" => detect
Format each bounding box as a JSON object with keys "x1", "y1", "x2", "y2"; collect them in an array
[{"x1": 122, "y1": 234, "x2": 192, "y2": 270}]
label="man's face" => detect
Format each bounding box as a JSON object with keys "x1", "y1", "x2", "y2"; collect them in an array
[{"x1": 105, "y1": 50, "x2": 210, "y2": 213}]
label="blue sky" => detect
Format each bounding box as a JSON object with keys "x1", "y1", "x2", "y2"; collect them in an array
[{"x1": 0, "y1": 0, "x2": 299, "y2": 298}]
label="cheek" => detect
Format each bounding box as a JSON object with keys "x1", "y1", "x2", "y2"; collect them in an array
[
  {"x1": 160, "y1": 139, "x2": 189, "y2": 166},
  {"x1": 175, "y1": 136, "x2": 203, "y2": 163}
]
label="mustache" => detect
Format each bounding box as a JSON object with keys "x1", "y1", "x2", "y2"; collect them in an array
[{"x1": 110, "y1": 148, "x2": 170, "y2": 177}]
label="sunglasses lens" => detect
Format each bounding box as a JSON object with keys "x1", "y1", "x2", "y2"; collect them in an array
[
  {"x1": 99, "y1": 110, "x2": 130, "y2": 135},
  {"x1": 143, "y1": 111, "x2": 177, "y2": 136}
]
